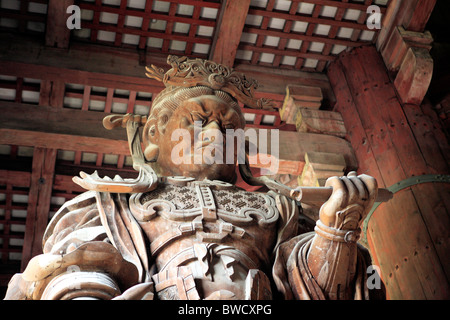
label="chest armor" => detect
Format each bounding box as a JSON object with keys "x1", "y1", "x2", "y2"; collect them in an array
[{"x1": 128, "y1": 177, "x2": 280, "y2": 299}]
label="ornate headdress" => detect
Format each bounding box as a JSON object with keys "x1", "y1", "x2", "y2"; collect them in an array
[{"x1": 145, "y1": 55, "x2": 275, "y2": 110}]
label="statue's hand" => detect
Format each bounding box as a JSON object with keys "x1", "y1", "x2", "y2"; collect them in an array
[{"x1": 319, "y1": 172, "x2": 377, "y2": 230}]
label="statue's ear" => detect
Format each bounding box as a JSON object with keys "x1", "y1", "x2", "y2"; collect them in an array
[
  {"x1": 144, "y1": 142, "x2": 159, "y2": 162},
  {"x1": 142, "y1": 111, "x2": 171, "y2": 162},
  {"x1": 142, "y1": 119, "x2": 160, "y2": 162}
]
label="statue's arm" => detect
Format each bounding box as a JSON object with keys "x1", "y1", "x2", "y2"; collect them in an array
[
  {"x1": 304, "y1": 172, "x2": 379, "y2": 299},
  {"x1": 4, "y1": 191, "x2": 145, "y2": 300},
  {"x1": 274, "y1": 172, "x2": 385, "y2": 300}
]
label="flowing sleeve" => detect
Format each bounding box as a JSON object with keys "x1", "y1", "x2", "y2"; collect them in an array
[
  {"x1": 271, "y1": 194, "x2": 384, "y2": 300},
  {"x1": 4, "y1": 191, "x2": 144, "y2": 300}
]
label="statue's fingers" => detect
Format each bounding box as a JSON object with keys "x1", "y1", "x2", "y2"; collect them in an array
[
  {"x1": 358, "y1": 174, "x2": 378, "y2": 205},
  {"x1": 340, "y1": 176, "x2": 358, "y2": 208},
  {"x1": 348, "y1": 174, "x2": 368, "y2": 203},
  {"x1": 324, "y1": 176, "x2": 348, "y2": 210}
]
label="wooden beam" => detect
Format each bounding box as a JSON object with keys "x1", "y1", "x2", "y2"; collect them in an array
[
  {"x1": 0, "y1": 170, "x2": 31, "y2": 188},
  {"x1": 0, "y1": 33, "x2": 334, "y2": 107},
  {"x1": 249, "y1": 0, "x2": 276, "y2": 66},
  {"x1": 295, "y1": 108, "x2": 347, "y2": 138},
  {"x1": 298, "y1": 151, "x2": 346, "y2": 187},
  {"x1": 39, "y1": 80, "x2": 52, "y2": 107},
  {"x1": 0, "y1": 102, "x2": 129, "y2": 155},
  {"x1": 21, "y1": 148, "x2": 57, "y2": 270},
  {"x1": 272, "y1": 1, "x2": 299, "y2": 68},
  {"x1": 238, "y1": 43, "x2": 336, "y2": 62},
  {"x1": 0, "y1": 33, "x2": 166, "y2": 93},
  {"x1": 209, "y1": 0, "x2": 251, "y2": 67},
  {"x1": 279, "y1": 85, "x2": 323, "y2": 124},
  {"x1": 380, "y1": 26, "x2": 433, "y2": 75},
  {"x1": 45, "y1": 0, "x2": 74, "y2": 49},
  {"x1": 243, "y1": 26, "x2": 370, "y2": 48}
]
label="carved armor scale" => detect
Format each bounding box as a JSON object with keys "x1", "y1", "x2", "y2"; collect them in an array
[{"x1": 129, "y1": 176, "x2": 280, "y2": 300}]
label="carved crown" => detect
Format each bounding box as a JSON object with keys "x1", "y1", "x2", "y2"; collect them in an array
[{"x1": 145, "y1": 55, "x2": 275, "y2": 110}]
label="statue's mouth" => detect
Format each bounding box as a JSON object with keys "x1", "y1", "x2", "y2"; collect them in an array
[
  {"x1": 197, "y1": 137, "x2": 221, "y2": 148},
  {"x1": 194, "y1": 141, "x2": 226, "y2": 162}
]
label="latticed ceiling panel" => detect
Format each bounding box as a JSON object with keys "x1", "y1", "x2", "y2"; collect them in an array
[
  {"x1": 237, "y1": 0, "x2": 389, "y2": 72},
  {"x1": 0, "y1": 0, "x2": 391, "y2": 72},
  {"x1": 73, "y1": 0, "x2": 221, "y2": 57},
  {"x1": 0, "y1": 0, "x2": 48, "y2": 34},
  {"x1": 0, "y1": 182, "x2": 28, "y2": 265}
]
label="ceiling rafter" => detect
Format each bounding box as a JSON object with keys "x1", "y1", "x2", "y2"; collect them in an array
[
  {"x1": 209, "y1": 0, "x2": 251, "y2": 67},
  {"x1": 45, "y1": 0, "x2": 74, "y2": 48}
]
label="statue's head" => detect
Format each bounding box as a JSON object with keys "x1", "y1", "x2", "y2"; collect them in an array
[
  {"x1": 142, "y1": 85, "x2": 246, "y2": 182},
  {"x1": 142, "y1": 56, "x2": 274, "y2": 182}
]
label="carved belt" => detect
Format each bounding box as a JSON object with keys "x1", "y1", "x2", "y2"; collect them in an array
[
  {"x1": 158, "y1": 243, "x2": 258, "y2": 280},
  {"x1": 152, "y1": 266, "x2": 201, "y2": 300},
  {"x1": 152, "y1": 265, "x2": 272, "y2": 300}
]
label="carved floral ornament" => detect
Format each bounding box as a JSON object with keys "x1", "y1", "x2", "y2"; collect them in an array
[{"x1": 145, "y1": 55, "x2": 275, "y2": 110}]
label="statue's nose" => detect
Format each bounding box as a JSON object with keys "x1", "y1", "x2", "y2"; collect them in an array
[{"x1": 199, "y1": 121, "x2": 222, "y2": 145}]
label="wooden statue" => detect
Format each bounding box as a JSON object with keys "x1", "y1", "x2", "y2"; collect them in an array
[{"x1": 4, "y1": 56, "x2": 387, "y2": 300}]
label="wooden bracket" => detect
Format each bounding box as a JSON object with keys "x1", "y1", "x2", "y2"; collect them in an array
[
  {"x1": 380, "y1": 26, "x2": 434, "y2": 105},
  {"x1": 280, "y1": 85, "x2": 323, "y2": 124}
]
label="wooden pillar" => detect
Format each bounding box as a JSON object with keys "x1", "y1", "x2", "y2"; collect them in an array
[
  {"x1": 21, "y1": 148, "x2": 57, "y2": 270},
  {"x1": 328, "y1": 45, "x2": 450, "y2": 299}
]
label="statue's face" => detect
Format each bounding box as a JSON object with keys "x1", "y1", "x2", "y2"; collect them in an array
[{"x1": 154, "y1": 95, "x2": 245, "y2": 182}]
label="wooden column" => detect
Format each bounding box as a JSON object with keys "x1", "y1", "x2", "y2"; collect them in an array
[
  {"x1": 19, "y1": 73, "x2": 65, "y2": 269},
  {"x1": 21, "y1": 148, "x2": 57, "y2": 270},
  {"x1": 328, "y1": 45, "x2": 450, "y2": 299}
]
